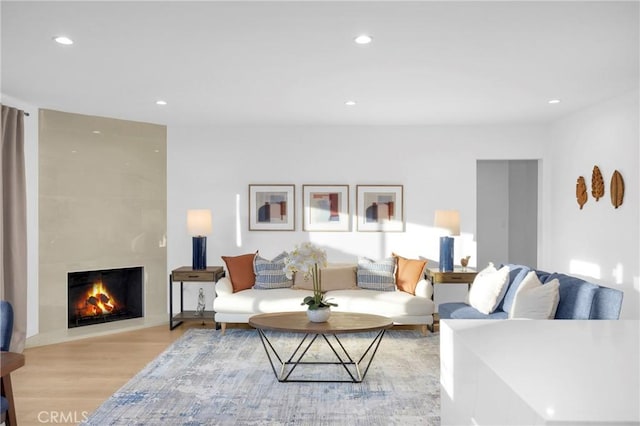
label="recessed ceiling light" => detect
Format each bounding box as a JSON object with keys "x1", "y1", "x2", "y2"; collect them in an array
[
  {"x1": 345, "y1": 100, "x2": 357, "y2": 106},
  {"x1": 354, "y1": 35, "x2": 373, "y2": 45},
  {"x1": 548, "y1": 99, "x2": 561, "y2": 104},
  {"x1": 155, "y1": 100, "x2": 167, "y2": 106},
  {"x1": 92, "y1": 130, "x2": 101, "y2": 134},
  {"x1": 53, "y1": 36, "x2": 73, "y2": 45}
]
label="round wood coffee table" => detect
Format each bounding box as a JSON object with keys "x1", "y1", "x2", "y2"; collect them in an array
[{"x1": 249, "y1": 311, "x2": 393, "y2": 383}]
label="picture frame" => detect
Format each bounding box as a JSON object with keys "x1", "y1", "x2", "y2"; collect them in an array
[
  {"x1": 249, "y1": 184, "x2": 295, "y2": 231},
  {"x1": 302, "y1": 185, "x2": 350, "y2": 232},
  {"x1": 356, "y1": 185, "x2": 404, "y2": 232}
]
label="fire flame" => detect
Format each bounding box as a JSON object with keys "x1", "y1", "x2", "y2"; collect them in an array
[{"x1": 76, "y1": 281, "x2": 117, "y2": 317}]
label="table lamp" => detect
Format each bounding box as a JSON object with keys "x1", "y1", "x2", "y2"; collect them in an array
[
  {"x1": 434, "y1": 210, "x2": 460, "y2": 272},
  {"x1": 187, "y1": 209, "x2": 212, "y2": 270}
]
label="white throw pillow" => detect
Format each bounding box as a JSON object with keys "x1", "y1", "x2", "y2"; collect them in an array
[
  {"x1": 509, "y1": 271, "x2": 560, "y2": 320},
  {"x1": 467, "y1": 263, "x2": 510, "y2": 314}
]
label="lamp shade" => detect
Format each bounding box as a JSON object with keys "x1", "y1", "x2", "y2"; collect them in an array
[
  {"x1": 187, "y1": 209, "x2": 212, "y2": 236},
  {"x1": 434, "y1": 210, "x2": 460, "y2": 236}
]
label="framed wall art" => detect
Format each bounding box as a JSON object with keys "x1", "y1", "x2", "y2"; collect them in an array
[
  {"x1": 248, "y1": 184, "x2": 295, "y2": 231},
  {"x1": 302, "y1": 185, "x2": 350, "y2": 232},
  {"x1": 356, "y1": 185, "x2": 404, "y2": 232}
]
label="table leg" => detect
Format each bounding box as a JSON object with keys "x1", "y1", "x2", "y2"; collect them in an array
[
  {"x1": 256, "y1": 329, "x2": 387, "y2": 383},
  {"x1": 1, "y1": 374, "x2": 17, "y2": 426}
]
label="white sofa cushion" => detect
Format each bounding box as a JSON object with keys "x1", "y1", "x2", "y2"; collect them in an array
[
  {"x1": 509, "y1": 271, "x2": 560, "y2": 319},
  {"x1": 214, "y1": 274, "x2": 435, "y2": 326},
  {"x1": 414, "y1": 279, "x2": 433, "y2": 299},
  {"x1": 467, "y1": 263, "x2": 510, "y2": 314},
  {"x1": 213, "y1": 287, "x2": 314, "y2": 315},
  {"x1": 216, "y1": 277, "x2": 234, "y2": 296},
  {"x1": 326, "y1": 289, "x2": 434, "y2": 317}
]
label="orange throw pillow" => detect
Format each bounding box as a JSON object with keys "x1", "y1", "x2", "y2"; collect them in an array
[
  {"x1": 221, "y1": 252, "x2": 256, "y2": 292},
  {"x1": 392, "y1": 253, "x2": 427, "y2": 295}
]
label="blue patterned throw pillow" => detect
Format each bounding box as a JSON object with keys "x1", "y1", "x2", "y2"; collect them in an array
[
  {"x1": 357, "y1": 257, "x2": 396, "y2": 291},
  {"x1": 253, "y1": 252, "x2": 293, "y2": 289}
]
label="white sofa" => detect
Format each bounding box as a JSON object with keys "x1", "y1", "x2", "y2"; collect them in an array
[{"x1": 213, "y1": 267, "x2": 435, "y2": 334}]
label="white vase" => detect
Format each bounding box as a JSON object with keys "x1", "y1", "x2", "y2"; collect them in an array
[{"x1": 307, "y1": 307, "x2": 331, "y2": 323}]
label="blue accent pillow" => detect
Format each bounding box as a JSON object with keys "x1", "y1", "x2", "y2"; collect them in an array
[
  {"x1": 499, "y1": 264, "x2": 531, "y2": 313},
  {"x1": 357, "y1": 257, "x2": 396, "y2": 291},
  {"x1": 253, "y1": 252, "x2": 293, "y2": 289}
]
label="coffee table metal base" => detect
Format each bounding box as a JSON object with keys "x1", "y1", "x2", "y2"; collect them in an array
[{"x1": 256, "y1": 328, "x2": 387, "y2": 383}]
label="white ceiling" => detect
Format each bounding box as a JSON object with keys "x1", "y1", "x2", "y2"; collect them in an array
[{"x1": 2, "y1": 1, "x2": 638, "y2": 127}]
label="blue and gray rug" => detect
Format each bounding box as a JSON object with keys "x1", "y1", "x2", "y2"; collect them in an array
[{"x1": 83, "y1": 328, "x2": 440, "y2": 425}]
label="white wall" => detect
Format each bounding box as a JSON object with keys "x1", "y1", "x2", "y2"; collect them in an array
[
  {"x1": 1, "y1": 94, "x2": 39, "y2": 338},
  {"x1": 544, "y1": 90, "x2": 639, "y2": 319},
  {"x1": 13, "y1": 92, "x2": 636, "y2": 333},
  {"x1": 167, "y1": 125, "x2": 547, "y2": 309}
]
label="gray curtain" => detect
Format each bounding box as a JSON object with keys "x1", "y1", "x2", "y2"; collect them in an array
[{"x1": 1, "y1": 104, "x2": 27, "y2": 352}]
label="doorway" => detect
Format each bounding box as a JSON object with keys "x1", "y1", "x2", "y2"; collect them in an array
[{"x1": 476, "y1": 160, "x2": 538, "y2": 268}]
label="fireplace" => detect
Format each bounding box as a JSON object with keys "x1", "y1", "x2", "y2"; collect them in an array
[{"x1": 68, "y1": 267, "x2": 144, "y2": 329}]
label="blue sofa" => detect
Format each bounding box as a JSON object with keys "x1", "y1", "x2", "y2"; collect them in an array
[{"x1": 438, "y1": 264, "x2": 624, "y2": 320}]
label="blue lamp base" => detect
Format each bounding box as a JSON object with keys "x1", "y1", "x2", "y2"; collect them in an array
[
  {"x1": 439, "y1": 236, "x2": 454, "y2": 272},
  {"x1": 192, "y1": 236, "x2": 207, "y2": 270}
]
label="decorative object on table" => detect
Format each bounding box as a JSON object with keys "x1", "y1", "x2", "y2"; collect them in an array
[
  {"x1": 591, "y1": 165, "x2": 604, "y2": 201},
  {"x1": 356, "y1": 185, "x2": 404, "y2": 232},
  {"x1": 195, "y1": 288, "x2": 206, "y2": 316},
  {"x1": 302, "y1": 184, "x2": 350, "y2": 232},
  {"x1": 306, "y1": 306, "x2": 331, "y2": 322},
  {"x1": 576, "y1": 176, "x2": 588, "y2": 209},
  {"x1": 282, "y1": 242, "x2": 336, "y2": 322},
  {"x1": 248, "y1": 184, "x2": 295, "y2": 231},
  {"x1": 460, "y1": 256, "x2": 471, "y2": 272},
  {"x1": 610, "y1": 170, "x2": 624, "y2": 209},
  {"x1": 434, "y1": 210, "x2": 460, "y2": 272},
  {"x1": 187, "y1": 209, "x2": 212, "y2": 270}
]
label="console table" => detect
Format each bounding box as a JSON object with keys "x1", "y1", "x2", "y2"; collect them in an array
[
  {"x1": 169, "y1": 266, "x2": 225, "y2": 330},
  {"x1": 425, "y1": 268, "x2": 477, "y2": 331}
]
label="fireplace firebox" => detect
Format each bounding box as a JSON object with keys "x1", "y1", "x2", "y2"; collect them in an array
[{"x1": 68, "y1": 267, "x2": 144, "y2": 329}]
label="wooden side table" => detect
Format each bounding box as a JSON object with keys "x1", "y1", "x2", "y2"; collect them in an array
[
  {"x1": 425, "y1": 268, "x2": 477, "y2": 332},
  {"x1": 169, "y1": 266, "x2": 225, "y2": 330}
]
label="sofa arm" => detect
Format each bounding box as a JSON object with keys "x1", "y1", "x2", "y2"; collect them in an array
[
  {"x1": 414, "y1": 279, "x2": 433, "y2": 299},
  {"x1": 216, "y1": 277, "x2": 234, "y2": 296}
]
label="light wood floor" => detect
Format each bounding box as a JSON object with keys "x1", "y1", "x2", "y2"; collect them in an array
[
  {"x1": 11, "y1": 322, "x2": 424, "y2": 425},
  {"x1": 11, "y1": 321, "x2": 221, "y2": 426}
]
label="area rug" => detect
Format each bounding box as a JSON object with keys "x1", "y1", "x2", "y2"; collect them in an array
[{"x1": 82, "y1": 328, "x2": 440, "y2": 425}]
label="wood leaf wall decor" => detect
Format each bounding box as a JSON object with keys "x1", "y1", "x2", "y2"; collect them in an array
[
  {"x1": 576, "y1": 176, "x2": 588, "y2": 209},
  {"x1": 610, "y1": 170, "x2": 624, "y2": 209},
  {"x1": 591, "y1": 165, "x2": 604, "y2": 201}
]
